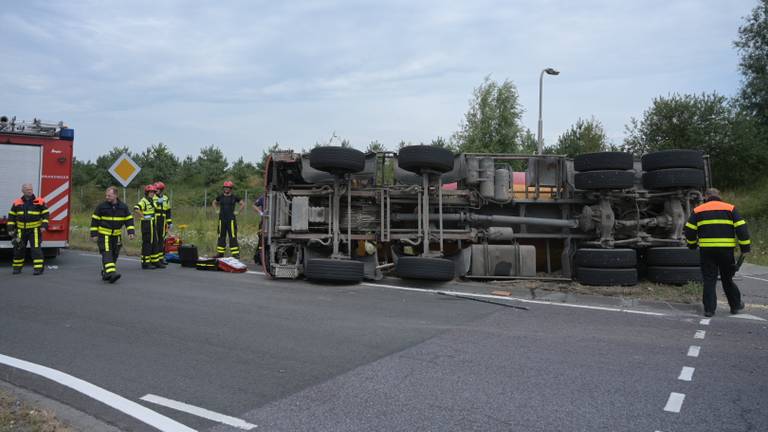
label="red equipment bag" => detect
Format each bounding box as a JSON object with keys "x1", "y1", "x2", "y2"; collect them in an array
[
  {"x1": 165, "y1": 236, "x2": 181, "y2": 253},
  {"x1": 217, "y1": 257, "x2": 247, "y2": 273}
]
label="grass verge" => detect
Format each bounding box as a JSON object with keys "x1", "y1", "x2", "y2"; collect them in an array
[{"x1": 0, "y1": 388, "x2": 74, "y2": 432}]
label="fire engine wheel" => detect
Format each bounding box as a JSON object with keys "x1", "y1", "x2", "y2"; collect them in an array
[
  {"x1": 642, "y1": 149, "x2": 704, "y2": 171},
  {"x1": 574, "y1": 152, "x2": 634, "y2": 172},
  {"x1": 576, "y1": 267, "x2": 638, "y2": 286},
  {"x1": 574, "y1": 170, "x2": 635, "y2": 190},
  {"x1": 645, "y1": 247, "x2": 700, "y2": 267},
  {"x1": 396, "y1": 256, "x2": 455, "y2": 281},
  {"x1": 574, "y1": 248, "x2": 637, "y2": 268},
  {"x1": 646, "y1": 266, "x2": 702, "y2": 285},
  {"x1": 642, "y1": 168, "x2": 705, "y2": 190},
  {"x1": 397, "y1": 145, "x2": 455, "y2": 175},
  {"x1": 304, "y1": 258, "x2": 364, "y2": 283},
  {"x1": 309, "y1": 147, "x2": 366, "y2": 175}
]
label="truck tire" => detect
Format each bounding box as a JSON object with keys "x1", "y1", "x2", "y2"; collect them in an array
[
  {"x1": 574, "y1": 248, "x2": 637, "y2": 268},
  {"x1": 576, "y1": 267, "x2": 638, "y2": 286},
  {"x1": 645, "y1": 247, "x2": 700, "y2": 266},
  {"x1": 396, "y1": 256, "x2": 455, "y2": 281},
  {"x1": 397, "y1": 146, "x2": 454, "y2": 174},
  {"x1": 574, "y1": 170, "x2": 635, "y2": 190},
  {"x1": 642, "y1": 150, "x2": 704, "y2": 171},
  {"x1": 647, "y1": 266, "x2": 702, "y2": 285},
  {"x1": 574, "y1": 152, "x2": 633, "y2": 172},
  {"x1": 304, "y1": 258, "x2": 364, "y2": 283},
  {"x1": 642, "y1": 168, "x2": 705, "y2": 190},
  {"x1": 309, "y1": 147, "x2": 366, "y2": 175}
]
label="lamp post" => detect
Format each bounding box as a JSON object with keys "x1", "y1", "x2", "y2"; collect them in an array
[{"x1": 537, "y1": 67, "x2": 560, "y2": 154}]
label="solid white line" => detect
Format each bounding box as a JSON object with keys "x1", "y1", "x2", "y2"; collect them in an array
[
  {"x1": 699, "y1": 318, "x2": 711, "y2": 325},
  {"x1": 687, "y1": 345, "x2": 701, "y2": 358},
  {"x1": 361, "y1": 282, "x2": 666, "y2": 316},
  {"x1": 678, "y1": 366, "x2": 695, "y2": 382},
  {"x1": 141, "y1": 394, "x2": 256, "y2": 430},
  {"x1": 743, "y1": 274, "x2": 768, "y2": 283},
  {"x1": 0, "y1": 354, "x2": 194, "y2": 432},
  {"x1": 663, "y1": 392, "x2": 685, "y2": 413},
  {"x1": 729, "y1": 314, "x2": 767, "y2": 322},
  {"x1": 247, "y1": 270, "x2": 265, "y2": 275},
  {"x1": 694, "y1": 330, "x2": 706, "y2": 339}
]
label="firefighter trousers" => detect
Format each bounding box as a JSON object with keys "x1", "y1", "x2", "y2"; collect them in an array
[
  {"x1": 12, "y1": 228, "x2": 43, "y2": 271},
  {"x1": 217, "y1": 218, "x2": 239, "y2": 258},
  {"x1": 98, "y1": 234, "x2": 121, "y2": 278},
  {"x1": 154, "y1": 214, "x2": 166, "y2": 263},
  {"x1": 140, "y1": 219, "x2": 159, "y2": 265},
  {"x1": 700, "y1": 248, "x2": 742, "y2": 314}
]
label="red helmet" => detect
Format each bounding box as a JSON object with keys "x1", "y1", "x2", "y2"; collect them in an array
[
  {"x1": 154, "y1": 181, "x2": 165, "y2": 190},
  {"x1": 144, "y1": 184, "x2": 157, "y2": 193},
  {"x1": 223, "y1": 181, "x2": 234, "y2": 188}
]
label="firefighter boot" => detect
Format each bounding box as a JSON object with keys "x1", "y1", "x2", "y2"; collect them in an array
[
  {"x1": 33, "y1": 268, "x2": 43, "y2": 276},
  {"x1": 12, "y1": 268, "x2": 21, "y2": 275},
  {"x1": 108, "y1": 273, "x2": 122, "y2": 284}
]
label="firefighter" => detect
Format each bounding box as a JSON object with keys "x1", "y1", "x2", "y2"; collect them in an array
[
  {"x1": 684, "y1": 188, "x2": 750, "y2": 317},
  {"x1": 134, "y1": 184, "x2": 165, "y2": 269},
  {"x1": 252, "y1": 194, "x2": 265, "y2": 265},
  {"x1": 212, "y1": 180, "x2": 244, "y2": 258},
  {"x1": 8, "y1": 183, "x2": 49, "y2": 275},
  {"x1": 90, "y1": 186, "x2": 135, "y2": 283},
  {"x1": 153, "y1": 181, "x2": 172, "y2": 265}
]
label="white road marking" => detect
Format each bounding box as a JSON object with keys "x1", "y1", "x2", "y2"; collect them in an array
[
  {"x1": 743, "y1": 274, "x2": 768, "y2": 283},
  {"x1": 141, "y1": 394, "x2": 257, "y2": 430},
  {"x1": 79, "y1": 253, "x2": 140, "y2": 262},
  {"x1": 678, "y1": 366, "x2": 695, "y2": 382},
  {"x1": 699, "y1": 318, "x2": 711, "y2": 325},
  {"x1": 694, "y1": 330, "x2": 706, "y2": 339},
  {"x1": 663, "y1": 392, "x2": 685, "y2": 413},
  {"x1": 361, "y1": 282, "x2": 667, "y2": 316},
  {"x1": 247, "y1": 270, "x2": 265, "y2": 275},
  {"x1": 730, "y1": 314, "x2": 767, "y2": 321},
  {"x1": 687, "y1": 345, "x2": 701, "y2": 358},
  {"x1": 0, "y1": 354, "x2": 194, "y2": 432}
]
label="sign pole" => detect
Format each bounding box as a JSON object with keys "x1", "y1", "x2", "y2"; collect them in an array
[{"x1": 123, "y1": 187, "x2": 127, "y2": 203}]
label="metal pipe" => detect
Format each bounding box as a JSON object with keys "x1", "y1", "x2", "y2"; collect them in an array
[
  {"x1": 422, "y1": 174, "x2": 430, "y2": 256},
  {"x1": 347, "y1": 179, "x2": 352, "y2": 258},
  {"x1": 439, "y1": 180, "x2": 444, "y2": 252},
  {"x1": 391, "y1": 212, "x2": 579, "y2": 229}
]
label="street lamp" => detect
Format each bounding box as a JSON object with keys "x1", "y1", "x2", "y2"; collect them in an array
[{"x1": 537, "y1": 67, "x2": 560, "y2": 154}]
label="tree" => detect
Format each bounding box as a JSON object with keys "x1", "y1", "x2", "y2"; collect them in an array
[
  {"x1": 428, "y1": 136, "x2": 458, "y2": 151},
  {"x1": 72, "y1": 157, "x2": 97, "y2": 187},
  {"x1": 548, "y1": 117, "x2": 609, "y2": 157},
  {"x1": 453, "y1": 76, "x2": 528, "y2": 153},
  {"x1": 734, "y1": 0, "x2": 768, "y2": 124},
  {"x1": 196, "y1": 145, "x2": 228, "y2": 186},
  {"x1": 255, "y1": 143, "x2": 280, "y2": 178},
  {"x1": 228, "y1": 156, "x2": 258, "y2": 188},
  {"x1": 135, "y1": 142, "x2": 180, "y2": 185},
  {"x1": 366, "y1": 140, "x2": 385, "y2": 153}
]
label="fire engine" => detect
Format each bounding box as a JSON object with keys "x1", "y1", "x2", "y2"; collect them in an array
[{"x1": 0, "y1": 116, "x2": 74, "y2": 257}]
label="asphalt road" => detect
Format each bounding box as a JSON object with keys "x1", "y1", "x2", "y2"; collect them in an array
[{"x1": 1, "y1": 250, "x2": 766, "y2": 432}]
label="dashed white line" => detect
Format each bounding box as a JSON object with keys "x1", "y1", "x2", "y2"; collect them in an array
[
  {"x1": 694, "y1": 330, "x2": 706, "y2": 339},
  {"x1": 678, "y1": 366, "x2": 695, "y2": 382},
  {"x1": 743, "y1": 274, "x2": 768, "y2": 283},
  {"x1": 361, "y1": 283, "x2": 666, "y2": 316},
  {"x1": 663, "y1": 392, "x2": 686, "y2": 413},
  {"x1": 687, "y1": 345, "x2": 701, "y2": 358},
  {"x1": 0, "y1": 354, "x2": 194, "y2": 432},
  {"x1": 141, "y1": 394, "x2": 257, "y2": 430},
  {"x1": 699, "y1": 318, "x2": 711, "y2": 325}
]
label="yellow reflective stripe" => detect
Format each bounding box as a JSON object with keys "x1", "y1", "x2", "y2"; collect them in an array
[
  {"x1": 126, "y1": 225, "x2": 135, "y2": 231},
  {"x1": 699, "y1": 238, "x2": 737, "y2": 243},
  {"x1": 686, "y1": 239, "x2": 698, "y2": 244},
  {"x1": 700, "y1": 243, "x2": 737, "y2": 248},
  {"x1": 16, "y1": 222, "x2": 42, "y2": 228},
  {"x1": 34, "y1": 228, "x2": 39, "y2": 247},
  {"x1": 104, "y1": 235, "x2": 110, "y2": 252},
  {"x1": 738, "y1": 239, "x2": 752, "y2": 245},
  {"x1": 97, "y1": 227, "x2": 123, "y2": 235},
  {"x1": 8, "y1": 211, "x2": 17, "y2": 215},
  {"x1": 91, "y1": 214, "x2": 101, "y2": 220},
  {"x1": 41, "y1": 209, "x2": 49, "y2": 213},
  {"x1": 90, "y1": 227, "x2": 98, "y2": 231},
  {"x1": 685, "y1": 222, "x2": 697, "y2": 230},
  {"x1": 697, "y1": 219, "x2": 734, "y2": 226},
  {"x1": 734, "y1": 220, "x2": 746, "y2": 227},
  {"x1": 25, "y1": 211, "x2": 42, "y2": 215},
  {"x1": 7, "y1": 221, "x2": 15, "y2": 225}
]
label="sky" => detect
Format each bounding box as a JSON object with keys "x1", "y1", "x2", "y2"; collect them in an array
[{"x1": 0, "y1": 0, "x2": 757, "y2": 163}]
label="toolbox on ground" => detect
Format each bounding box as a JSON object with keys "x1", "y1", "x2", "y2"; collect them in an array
[
  {"x1": 217, "y1": 257, "x2": 247, "y2": 273},
  {"x1": 179, "y1": 244, "x2": 198, "y2": 267},
  {"x1": 195, "y1": 257, "x2": 218, "y2": 271}
]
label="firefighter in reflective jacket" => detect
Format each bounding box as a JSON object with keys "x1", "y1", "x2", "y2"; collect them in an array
[
  {"x1": 153, "y1": 181, "x2": 172, "y2": 265},
  {"x1": 8, "y1": 183, "x2": 49, "y2": 275},
  {"x1": 684, "y1": 188, "x2": 750, "y2": 317},
  {"x1": 212, "y1": 180, "x2": 244, "y2": 258},
  {"x1": 134, "y1": 184, "x2": 165, "y2": 269},
  {"x1": 90, "y1": 186, "x2": 135, "y2": 283}
]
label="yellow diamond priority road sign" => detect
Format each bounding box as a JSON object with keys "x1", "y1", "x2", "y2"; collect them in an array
[{"x1": 108, "y1": 153, "x2": 141, "y2": 187}]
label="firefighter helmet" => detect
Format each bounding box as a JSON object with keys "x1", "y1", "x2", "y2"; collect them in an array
[
  {"x1": 154, "y1": 181, "x2": 166, "y2": 190},
  {"x1": 144, "y1": 184, "x2": 157, "y2": 193},
  {"x1": 223, "y1": 181, "x2": 234, "y2": 188}
]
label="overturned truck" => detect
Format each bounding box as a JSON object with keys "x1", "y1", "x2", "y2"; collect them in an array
[{"x1": 259, "y1": 147, "x2": 708, "y2": 286}]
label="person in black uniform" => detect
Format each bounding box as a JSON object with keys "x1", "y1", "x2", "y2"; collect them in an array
[
  {"x1": 8, "y1": 183, "x2": 49, "y2": 275},
  {"x1": 212, "y1": 180, "x2": 244, "y2": 258},
  {"x1": 134, "y1": 184, "x2": 165, "y2": 269},
  {"x1": 684, "y1": 188, "x2": 751, "y2": 317},
  {"x1": 90, "y1": 186, "x2": 135, "y2": 283}
]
